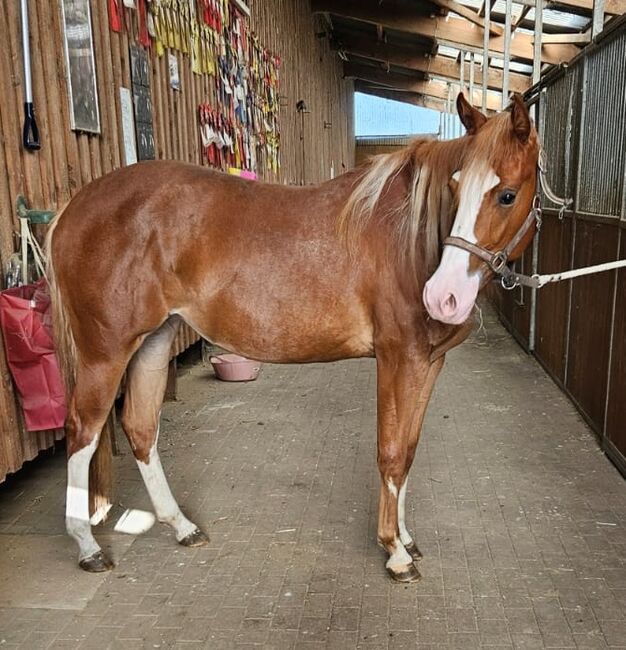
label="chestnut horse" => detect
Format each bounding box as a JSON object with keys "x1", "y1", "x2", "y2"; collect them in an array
[{"x1": 46, "y1": 94, "x2": 539, "y2": 581}]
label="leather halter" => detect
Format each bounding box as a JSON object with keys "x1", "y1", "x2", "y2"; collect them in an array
[
  {"x1": 442, "y1": 149, "x2": 570, "y2": 290},
  {"x1": 444, "y1": 196, "x2": 542, "y2": 286}
]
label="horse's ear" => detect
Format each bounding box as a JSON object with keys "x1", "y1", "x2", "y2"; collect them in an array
[
  {"x1": 456, "y1": 93, "x2": 487, "y2": 135},
  {"x1": 510, "y1": 93, "x2": 531, "y2": 143}
]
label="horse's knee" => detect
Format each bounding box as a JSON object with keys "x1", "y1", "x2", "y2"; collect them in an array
[{"x1": 377, "y1": 449, "x2": 406, "y2": 487}]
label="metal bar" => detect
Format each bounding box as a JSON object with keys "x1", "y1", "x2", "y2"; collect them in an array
[
  {"x1": 603, "y1": 228, "x2": 621, "y2": 438},
  {"x1": 20, "y1": 0, "x2": 33, "y2": 102},
  {"x1": 456, "y1": 84, "x2": 462, "y2": 137},
  {"x1": 458, "y1": 54, "x2": 465, "y2": 135},
  {"x1": 482, "y1": 1, "x2": 490, "y2": 112},
  {"x1": 533, "y1": 0, "x2": 543, "y2": 84},
  {"x1": 469, "y1": 52, "x2": 475, "y2": 105},
  {"x1": 593, "y1": 0, "x2": 605, "y2": 38},
  {"x1": 459, "y1": 50, "x2": 465, "y2": 92},
  {"x1": 446, "y1": 84, "x2": 452, "y2": 140},
  {"x1": 528, "y1": 0, "x2": 543, "y2": 351},
  {"x1": 564, "y1": 56, "x2": 588, "y2": 385},
  {"x1": 503, "y1": 0, "x2": 512, "y2": 107}
]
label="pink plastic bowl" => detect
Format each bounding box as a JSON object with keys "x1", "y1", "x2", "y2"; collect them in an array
[{"x1": 209, "y1": 354, "x2": 261, "y2": 382}]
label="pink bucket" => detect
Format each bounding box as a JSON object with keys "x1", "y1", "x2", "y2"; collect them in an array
[{"x1": 209, "y1": 354, "x2": 261, "y2": 382}]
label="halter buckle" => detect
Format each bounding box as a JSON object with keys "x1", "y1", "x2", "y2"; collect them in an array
[{"x1": 490, "y1": 251, "x2": 508, "y2": 274}]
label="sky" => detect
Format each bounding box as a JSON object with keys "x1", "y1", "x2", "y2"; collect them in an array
[{"x1": 354, "y1": 92, "x2": 441, "y2": 137}]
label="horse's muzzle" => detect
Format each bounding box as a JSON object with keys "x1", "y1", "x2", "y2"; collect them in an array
[{"x1": 422, "y1": 268, "x2": 480, "y2": 325}]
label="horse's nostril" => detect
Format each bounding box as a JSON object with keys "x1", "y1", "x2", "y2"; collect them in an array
[{"x1": 442, "y1": 293, "x2": 457, "y2": 314}]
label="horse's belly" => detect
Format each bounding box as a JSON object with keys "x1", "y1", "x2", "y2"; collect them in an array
[{"x1": 174, "y1": 297, "x2": 374, "y2": 363}]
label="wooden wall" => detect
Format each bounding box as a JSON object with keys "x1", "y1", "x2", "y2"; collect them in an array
[
  {"x1": 0, "y1": 0, "x2": 354, "y2": 482},
  {"x1": 355, "y1": 137, "x2": 411, "y2": 166},
  {"x1": 250, "y1": 0, "x2": 354, "y2": 184}
]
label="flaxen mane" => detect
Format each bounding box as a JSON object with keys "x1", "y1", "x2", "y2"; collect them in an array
[
  {"x1": 338, "y1": 137, "x2": 470, "y2": 274},
  {"x1": 338, "y1": 111, "x2": 526, "y2": 275}
]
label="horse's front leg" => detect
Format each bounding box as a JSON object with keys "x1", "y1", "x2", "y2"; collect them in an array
[{"x1": 376, "y1": 348, "x2": 443, "y2": 582}]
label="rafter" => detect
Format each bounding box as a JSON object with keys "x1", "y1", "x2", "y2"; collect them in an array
[
  {"x1": 512, "y1": 5, "x2": 531, "y2": 33},
  {"x1": 335, "y1": 35, "x2": 531, "y2": 93},
  {"x1": 312, "y1": 0, "x2": 580, "y2": 64},
  {"x1": 540, "y1": 31, "x2": 592, "y2": 43},
  {"x1": 432, "y1": 0, "x2": 504, "y2": 35},
  {"x1": 346, "y1": 63, "x2": 502, "y2": 111}
]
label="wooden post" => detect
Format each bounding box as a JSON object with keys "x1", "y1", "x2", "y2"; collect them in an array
[{"x1": 164, "y1": 358, "x2": 177, "y2": 402}]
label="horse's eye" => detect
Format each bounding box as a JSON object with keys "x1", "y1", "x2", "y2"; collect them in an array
[{"x1": 498, "y1": 190, "x2": 517, "y2": 206}]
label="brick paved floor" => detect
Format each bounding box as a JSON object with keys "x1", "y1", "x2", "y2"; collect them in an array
[{"x1": 0, "y1": 308, "x2": 625, "y2": 649}]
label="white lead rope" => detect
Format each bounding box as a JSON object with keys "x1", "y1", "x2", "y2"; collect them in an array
[{"x1": 505, "y1": 258, "x2": 626, "y2": 290}]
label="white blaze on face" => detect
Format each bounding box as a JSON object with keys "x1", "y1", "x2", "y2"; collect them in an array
[{"x1": 423, "y1": 163, "x2": 501, "y2": 325}]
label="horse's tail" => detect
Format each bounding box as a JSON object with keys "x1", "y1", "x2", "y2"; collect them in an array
[{"x1": 45, "y1": 207, "x2": 113, "y2": 522}]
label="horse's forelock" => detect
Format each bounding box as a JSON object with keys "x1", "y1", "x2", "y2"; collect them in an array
[{"x1": 468, "y1": 110, "x2": 538, "y2": 171}]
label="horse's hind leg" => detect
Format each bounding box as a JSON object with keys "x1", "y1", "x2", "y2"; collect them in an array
[
  {"x1": 120, "y1": 317, "x2": 208, "y2": 546},
  {"x1": 66, "y1": 364, "x2": 125, "y2": 571}
]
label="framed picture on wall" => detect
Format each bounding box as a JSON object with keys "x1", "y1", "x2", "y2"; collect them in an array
[{"x1": 61, "y1": 0, "x2": 100, "y2": 133}]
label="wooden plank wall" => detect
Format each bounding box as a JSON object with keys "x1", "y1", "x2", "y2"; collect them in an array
[
  {"x1": 249, "y1": 0, "x2": 354, "y2": 185},
  {"x1": 355, "y1": 143, "x2": 405, "y2": 166},
  {"x1": 0, "y1": 0, "x2": 354, "y2": 482}
]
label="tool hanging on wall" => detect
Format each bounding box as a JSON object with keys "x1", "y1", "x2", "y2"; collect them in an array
[{"x1": 20, "y1": 0, "x2": 40, "y2": 151}]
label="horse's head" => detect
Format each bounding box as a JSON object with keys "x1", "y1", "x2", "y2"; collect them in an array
[{"x1": 423, "y1": 93, "x2": 540, "y2": 325}]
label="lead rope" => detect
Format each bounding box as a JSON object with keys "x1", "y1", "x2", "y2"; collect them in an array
[{"x1": 500, "y1": 150, "x2": 626, "y2": 290}]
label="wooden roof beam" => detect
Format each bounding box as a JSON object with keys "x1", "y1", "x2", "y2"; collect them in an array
[
  {"x1": 347, "y1": 63, "x2": 503, "y2": 111},
  {"x1": 512, "y1": 5, "x2": 532, "y2": 33},
  {"x1": 335, "y1": 34, "x2": 531, "y2": 93},
  {"x1": 432, "y1": 0, "x2": 504, "y2": 35},
  {"x1": 312, "y1": 0, "x2": 580, "y2": 64},
  {"x1": 540, "y1": 30, "x2": 592, "y2": 43}
]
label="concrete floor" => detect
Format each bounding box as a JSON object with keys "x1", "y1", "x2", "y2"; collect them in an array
[{"x1": 0, "y1": 309, "x2": 625, "y2": 650}]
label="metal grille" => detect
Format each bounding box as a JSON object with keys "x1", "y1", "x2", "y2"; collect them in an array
[
  {"x1": 539, "y1": 65, "x2": 580, "y2": 210},
  {"x1": 578, "y1": 31, "x2": 626, "y2": 217}
]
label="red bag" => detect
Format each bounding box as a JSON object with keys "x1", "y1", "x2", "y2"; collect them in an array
[{"x1": 0, "y1": 279, "x2": 67, "y2": 431}]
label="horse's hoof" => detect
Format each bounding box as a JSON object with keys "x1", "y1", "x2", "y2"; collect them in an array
[
  {"x1": 179, "y1": 528, "x2": 209, "y2": 547},
  {"x1": 79, "y1": 550, "x2": 114, "y2": 573},
  {"x1": 405, "y1": 541, "x2": 423, "y2": 561},
  {"x1": 387, "y1": 562, "x2": 421, "y2": 583}
]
